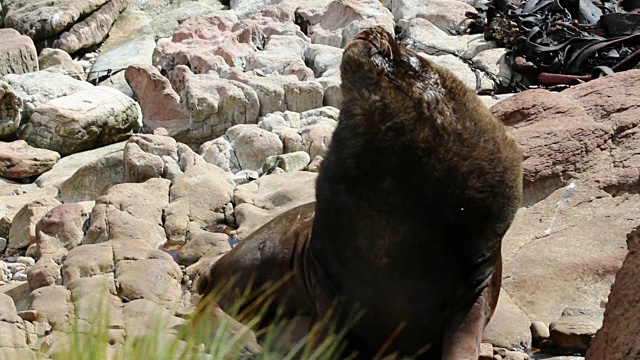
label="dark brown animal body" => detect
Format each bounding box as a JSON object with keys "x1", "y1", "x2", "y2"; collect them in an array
[{"x1": 197, "y1": 27, "x2": 522, "y2": 359}]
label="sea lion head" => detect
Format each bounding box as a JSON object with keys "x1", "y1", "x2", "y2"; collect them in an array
[{"x1": 340, "y1": 26, "x2": 445, "y2": 107}]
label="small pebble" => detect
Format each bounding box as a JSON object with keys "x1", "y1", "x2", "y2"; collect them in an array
[
  {"x1": 7, "y1": 263, "x2": 26, "y2": 272},
  {"x1": 182, "y1": 275, "x2": 190, "y2": 284},
  {"x1": 76, "y1": 60, "x2": 92, "y2": 69},
  {"x1": 16, "y1": 256, "x2": 35, "y2": 266},
  {"x1": 531, "y1": 320, "x2": 551, "y2": 343},
  {"x1": 13, "y1": 270, "x2": 27, "y2": 281}
]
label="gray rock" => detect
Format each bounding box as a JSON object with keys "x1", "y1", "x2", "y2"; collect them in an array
[
  {"x1": 262, "y1": 151, "x2": 311, "y2": 173},
  {"x1": 3, "y1": 0, "x2": 110, "y2": 40},
  {"x1": 0, "y1": 80, "x2": 23, "y2": 140},
  {"x1": 4, "y1": 71, "x2": 93, "y2": 126},
  {"x1": 55, "y1": 0, "x2": 128, "y2": 54},
  {"x1": 227, "y1": 124, "x2": 284, "y2": 172},
  {"x1": 21, "y1": 86, "x2": 142, "y2": 156},
  {"x1": 164, "y1": 163, "x2": 234, "y2": 243},
  {"x1": 389, "y1": 0, "x2": 476, "y2": 33},
  {"x1": 0, "y1": 28, "x2": 38, "y2": 76},
  {"x1": 0, "y1": 238, "x2": 7, "y2": 253},
  {"x1": 36, "y1": 141, "x2": 126, "y2": 188},
  {"x1": 234, "y1": 171, "x2": 317, "y2": 237},
  {"x1": 15, "y1": 256, "x2": 34, "y2": 266},
  {"x1": 58, "y1": 150, "x2": 125, "y2": 203}
]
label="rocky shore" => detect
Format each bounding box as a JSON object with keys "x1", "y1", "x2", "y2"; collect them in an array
[{"x1": 1, "y1": 0, "x2": 639, "y2": 358}]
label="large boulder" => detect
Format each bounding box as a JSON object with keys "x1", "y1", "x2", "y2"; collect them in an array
[
  {"x1": 55, "y1": 0, "x2": 128, "y2": 54},
  {"x1": 83, "y1": 178, "x2": 170, "y2": 248},
  {"x1": 3, "y1": 71, "x2": 94, "y2": 127},
  {"x1": 0, "y1": 140, "x2": 60, "y2": 179},
  {"x1": 20, "y1": 86, "x2": 141, "y2": 156},
  {"x1": 3, "y1": 0, "x2": 110, "y2": 41},
  {"x1": 0, "y1": 28, "x2": 38, "y2": 76},
  {"x1": 587, "y1": 229, "x2": 640, "y2": 359},
  {"x1": 491, "y1": 70, "x2": 640, "y2": 346},
  {"x1": 387, "y1": 0, "x2": 477, "y2": 33},
  {"x1": 0, "y1": 186, "x2": 59, "y2": 239}
]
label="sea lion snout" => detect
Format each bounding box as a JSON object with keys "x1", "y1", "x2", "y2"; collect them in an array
[{"x1": 353, "y1": 26, "x2": 400, "y2": 61}]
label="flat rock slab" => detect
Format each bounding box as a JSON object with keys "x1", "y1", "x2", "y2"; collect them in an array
[
  {"x1": 35, "y1": 141, "x2": 125, "y2": 188},
  {"x1": 0, "y1": 28, "x2": 38, "y2": 76},
  {"x1": 3, "y1": 0, "x2": 110, "y2": 41},
  {"x1": 20, "y1": 86, "x2": 141, "y2": 156},
  {"x1": 0, "y1": 140, "x2": 60, "y2": 179},
  {"x1": 55, "y1": 0, "x2": 128, "y2": 54}
]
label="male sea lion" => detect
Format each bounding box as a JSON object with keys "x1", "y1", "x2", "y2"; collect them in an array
[{"x1": 196, "y1": 26, "x2": 522, "y2": 359}]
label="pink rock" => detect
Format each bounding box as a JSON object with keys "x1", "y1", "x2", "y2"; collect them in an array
[
  {"x1": 0, "y1": 140, "x2": 60, "y2": 179},
  {"x1": 124, "y1": 65, "x2": 190, "y2": 134},
  {"x1": 296, "y1": 0, "x2": 395, "y2": 47}
]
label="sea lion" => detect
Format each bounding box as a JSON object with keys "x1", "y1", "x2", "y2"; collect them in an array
[{"x1": 196, "y1": 26, "x2": 522, "y2": 359}]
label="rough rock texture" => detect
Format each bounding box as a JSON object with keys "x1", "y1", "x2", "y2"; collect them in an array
[
  {"x1": 233, "y1": 171, "x2": 317, "y2": 237},
  {"x1": 55, "y1": 0, "x2": 129, "y2": 54},
  {"x1": 0, "y1": 140, "x2": 60, "y2": 179},
  {"x1": 164, "y1": 163, "x2": 234, "y2": 243},
  {"x1": 36, "y1": 141, "x2": 125, "y2": 188},
  {"x1": 587, "y1": 229, "x2": 640, "y2": 359},
  {"x1": 3, "y1": 0, "x2": 110, "y2": 40},
  {"x1": 295, "y1": 0, "x2": 395, "y2": 48},
  {"x1": 493, "y1": 70, "x2": 640, "y2": 344},
  {"x1": 0, "y1": 186, "x2": 59, "y2": 239},
  {"x1": 87, "y1": 0, "x2": 231, "y2": 95},
  {"x1": 84, "y1": 178, "x2": 170, "y2": 248},
  {"x1": 550, "y1": 308, "x2": 603, "y2": 352},
  {"x1": 3, "y1": 71, "x2": 94, "y2": 126},
  {"x1": 0, "y1": 80, "x2": 23, "y2": 140},
  {"x1": 0, "y1": 293, "x2": 36, "y2": 359},
  {"x1": 7, "y1": 198, "x2": 62, "y2": 256},
  {"x1": 36, "y1": 203, "x2": 90, "y2": 260},
  {"x1": 0, "y1": 28, "x2": 38, "y2": 76},
  {"x1": 387, "y1": 0, "x2": 477, "y2": 33},
  {"x1": 124, "y1": 65, "x2": 188, "y2": 132},
  {"x1": 38, "y1": 48, "x2": 85, "y2": 80},
  {"x1": 58, "y1": 151, "x2": 124, "y2": 203},
  {"x1": 20, "y1": 86, "x2": 141, "y2": 156},
  {"x1": 483, "y1": 289, "x2": 532, "y2": 350}
]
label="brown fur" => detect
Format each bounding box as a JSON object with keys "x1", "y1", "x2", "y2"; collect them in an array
[{"x1": 196, "y1": 27, "x2": 522, "y2": 359}]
